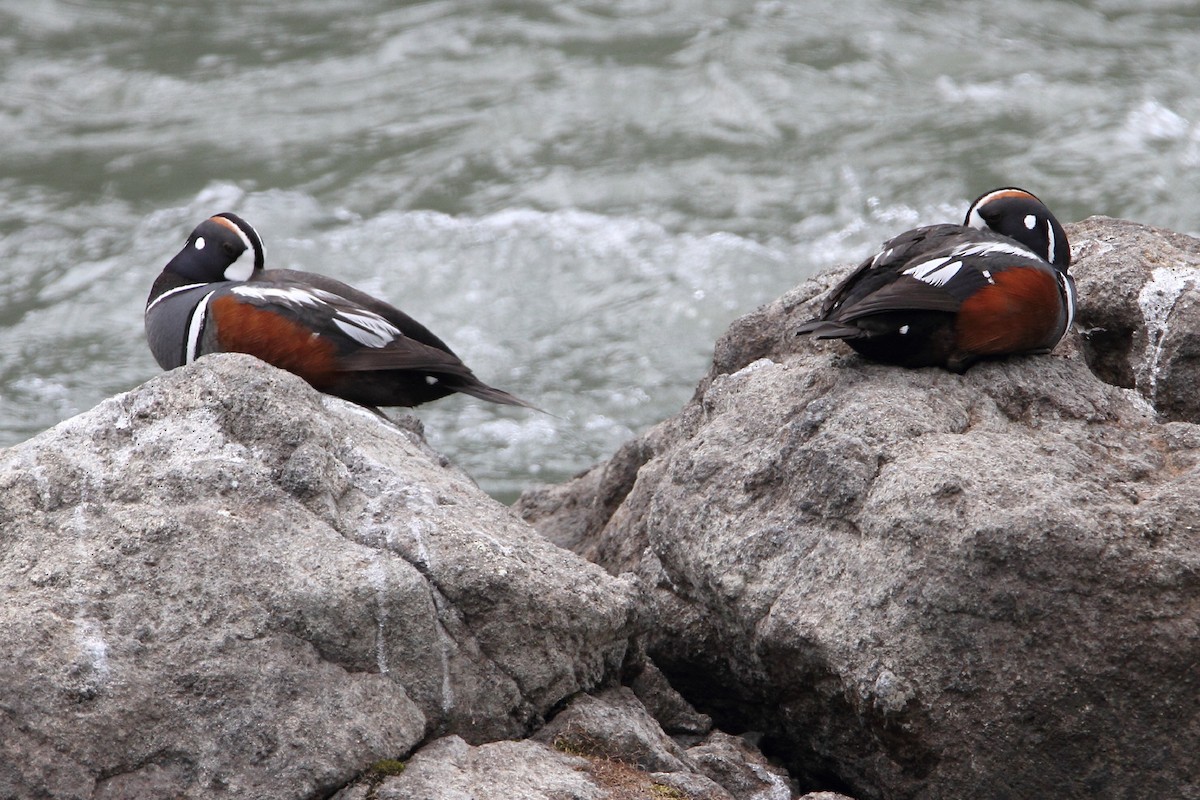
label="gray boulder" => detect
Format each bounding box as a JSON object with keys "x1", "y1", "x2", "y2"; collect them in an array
[
  {"x1": 1070, "y1": 215, "x2": 1200, "y2": 423},
  {"x1": 532, "y1": 686, "x2": 690, "y2": 772},
  {"x1": 336, "y1": 736, "x2": 606, "y2": 800},
  {"x1": 0, "y1": 354, "x2": 636, "y2": 799},
  {"x1": 518, "y1": 217, "x2": 1200, "y2": 799},
  {"x1": 346, "y1": 687, "x2": 793, "y2": 800}
]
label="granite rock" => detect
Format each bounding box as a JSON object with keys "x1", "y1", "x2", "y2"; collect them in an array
[
  {"x1": 518, "y1": 217, "x2": 1200, "y2": 800},
  {"x1": 0, "y1": 355, "x2": 636, "y2": 799}
]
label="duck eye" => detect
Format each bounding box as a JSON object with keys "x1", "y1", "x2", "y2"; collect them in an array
[{"x1": 222, "y1": 241, "x2": 238, "y2": 256}]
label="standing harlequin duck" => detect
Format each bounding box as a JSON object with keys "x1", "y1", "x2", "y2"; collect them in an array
[
  {"x1": 145, "y1": 213, "x2": 536, "y2": 409},
  {"x1": 796, "y1": 188, "x2": 1076, "y2": 373}
]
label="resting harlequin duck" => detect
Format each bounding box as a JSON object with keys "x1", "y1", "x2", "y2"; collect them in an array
[
  {"x1": 796, "y1": 188, "x2": 1076, "y2": 373},
  {"x1": 145, "y1": 213, "x2": 535, "y2": 409}
]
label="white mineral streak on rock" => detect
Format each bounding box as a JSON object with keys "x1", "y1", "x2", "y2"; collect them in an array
[
  {"x1": 1136, "y1": 264, "x2": 1200, "y2": 398},
  {"x1": 366, "y1": 554, "x2": 391, "y2": 676}
]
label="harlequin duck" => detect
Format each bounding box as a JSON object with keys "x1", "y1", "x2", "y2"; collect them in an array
[
  {"x1": 145, "y1": 213, "x2": 535, "y2": 409},
  {"x1": 796, "y1": 188, "x2": 1075, "y2": 372}
]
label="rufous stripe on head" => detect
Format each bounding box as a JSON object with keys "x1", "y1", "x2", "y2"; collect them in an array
[
  {"x1": 209, "y1": 215, "x2": 255, "y2": 254},
  {"x1": 973, "y1": 188, "x2": 1038, "y2": 206}
]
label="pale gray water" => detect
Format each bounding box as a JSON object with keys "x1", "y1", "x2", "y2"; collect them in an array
[{"x1": 2, "y1": 0, "x2": 1199, "y2": 499}]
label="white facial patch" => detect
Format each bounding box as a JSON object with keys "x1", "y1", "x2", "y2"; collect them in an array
[
  {"x1": 904, "y1": 256, "x2": 964, "y2": 286},
  {"x1": 223, "y1": 257, "x2": 254, "y2": 282},
  {"x1": 1024, "y1": 214, "x2": 1037, "y2": 230},
  {"x1": 195, "y1": 237, "x2": 206, "y2": 250},
  {"x1": 966, "y1": 207, "x2": 986, "y2": 230},
  {"x1": 210, "y1": 216, "x2": 262, "y2": 281}
]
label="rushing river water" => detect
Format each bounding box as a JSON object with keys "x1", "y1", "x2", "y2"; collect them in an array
[{"x1": 2, "y1": 0, "x2": 1199, "y2": 500}]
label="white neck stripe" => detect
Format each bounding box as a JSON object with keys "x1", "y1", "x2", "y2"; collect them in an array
[
  {"x1": 1060, "y1": 273, "x2": 1077, "y2": 332},
  {"x1": 185, "y1": 290, "x2": 218, "y2": 364},
  {"x1": 146, "y1": 282, "x2": 209, "y2": 313}
]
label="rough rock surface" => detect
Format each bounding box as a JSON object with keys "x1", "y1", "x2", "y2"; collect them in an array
[
  {"x1": 533, "y1": 687, "x2": 690, "y2": 772},
  {"x1": 1070, "y1": 215, "x2": 1200, "y2": 422},
  {"x1": 334, "y1": 736, "x2": 606, "y2": 800},
  {"x1": 1069, "y1": 215, "x2": 1200, "y2": 423},
  {"x1": 0, "y1": 355, "x2": 635, "y2": 800},
  {"x1": 518, "y1": 217, "x2": 1200, "y2": 800},
  {"x1": 341, "y1": 688, "x2": 792, "y2": 800}
]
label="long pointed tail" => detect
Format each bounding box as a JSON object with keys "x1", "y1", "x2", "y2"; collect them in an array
[
  {"x1": 449, "y1": 377, "x2": 545, "y2": 412},
  {"x1": 796, "y1": 319, "x2": 865, "y2": 340}
]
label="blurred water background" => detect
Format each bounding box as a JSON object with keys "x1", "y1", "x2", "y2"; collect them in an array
[{"x1": 2, "y1": 0, "x2": 1199, "y2": 500}]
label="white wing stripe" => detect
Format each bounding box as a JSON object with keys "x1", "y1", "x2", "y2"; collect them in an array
[
  {"x1": 228, "y1": 284, "x2": 402, "y2": 347},
  {"x1": 903, "y1": 257, "x2": 964, "y2": 286},
  {"x1": 332, "y1": 311, "x2": 400, "y2": 348},
  {"x1": 951, "y1": 241, "x2": 1038, "y2": 260},
  {"x1": 230, "y1": 285, "x2": 325, "y2": 307}
]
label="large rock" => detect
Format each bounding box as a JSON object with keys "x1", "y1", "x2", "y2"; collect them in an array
[
  {"x1": 340, "y1": 687, "x2": 792, "y2": 800},
  {"x1": 337, "y1": 736, "x2": 607, "y2": 800},
  {"x1": 0, "y1": 355, "x2": 635, "y2": 800},
  {"x1": 1069, "y1": 215, "x2": 1200, "y2": 423},
  {"x1": 518, "y1": 217, "x2": 1200, "y2": 799}
]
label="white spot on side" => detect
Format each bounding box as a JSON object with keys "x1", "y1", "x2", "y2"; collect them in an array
[
  {"x1": 899, "y1": 325, "x2": 910, "y2": 335},
  {"x1": 185, "y1": 290, "x2": 218, "y2": 363},
  {"x1": 425, "y1": 375, "x2": 439, "y2": 385},
  {"x1": 194, "y1": 236, "x2": 206, "y2": 250},
  {"x1": 1024, "y1": 214, "x2": 1037, "y2": 230},
  {"x1": 982, "y1": 269, "x2": 996, "y2": 285}
]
